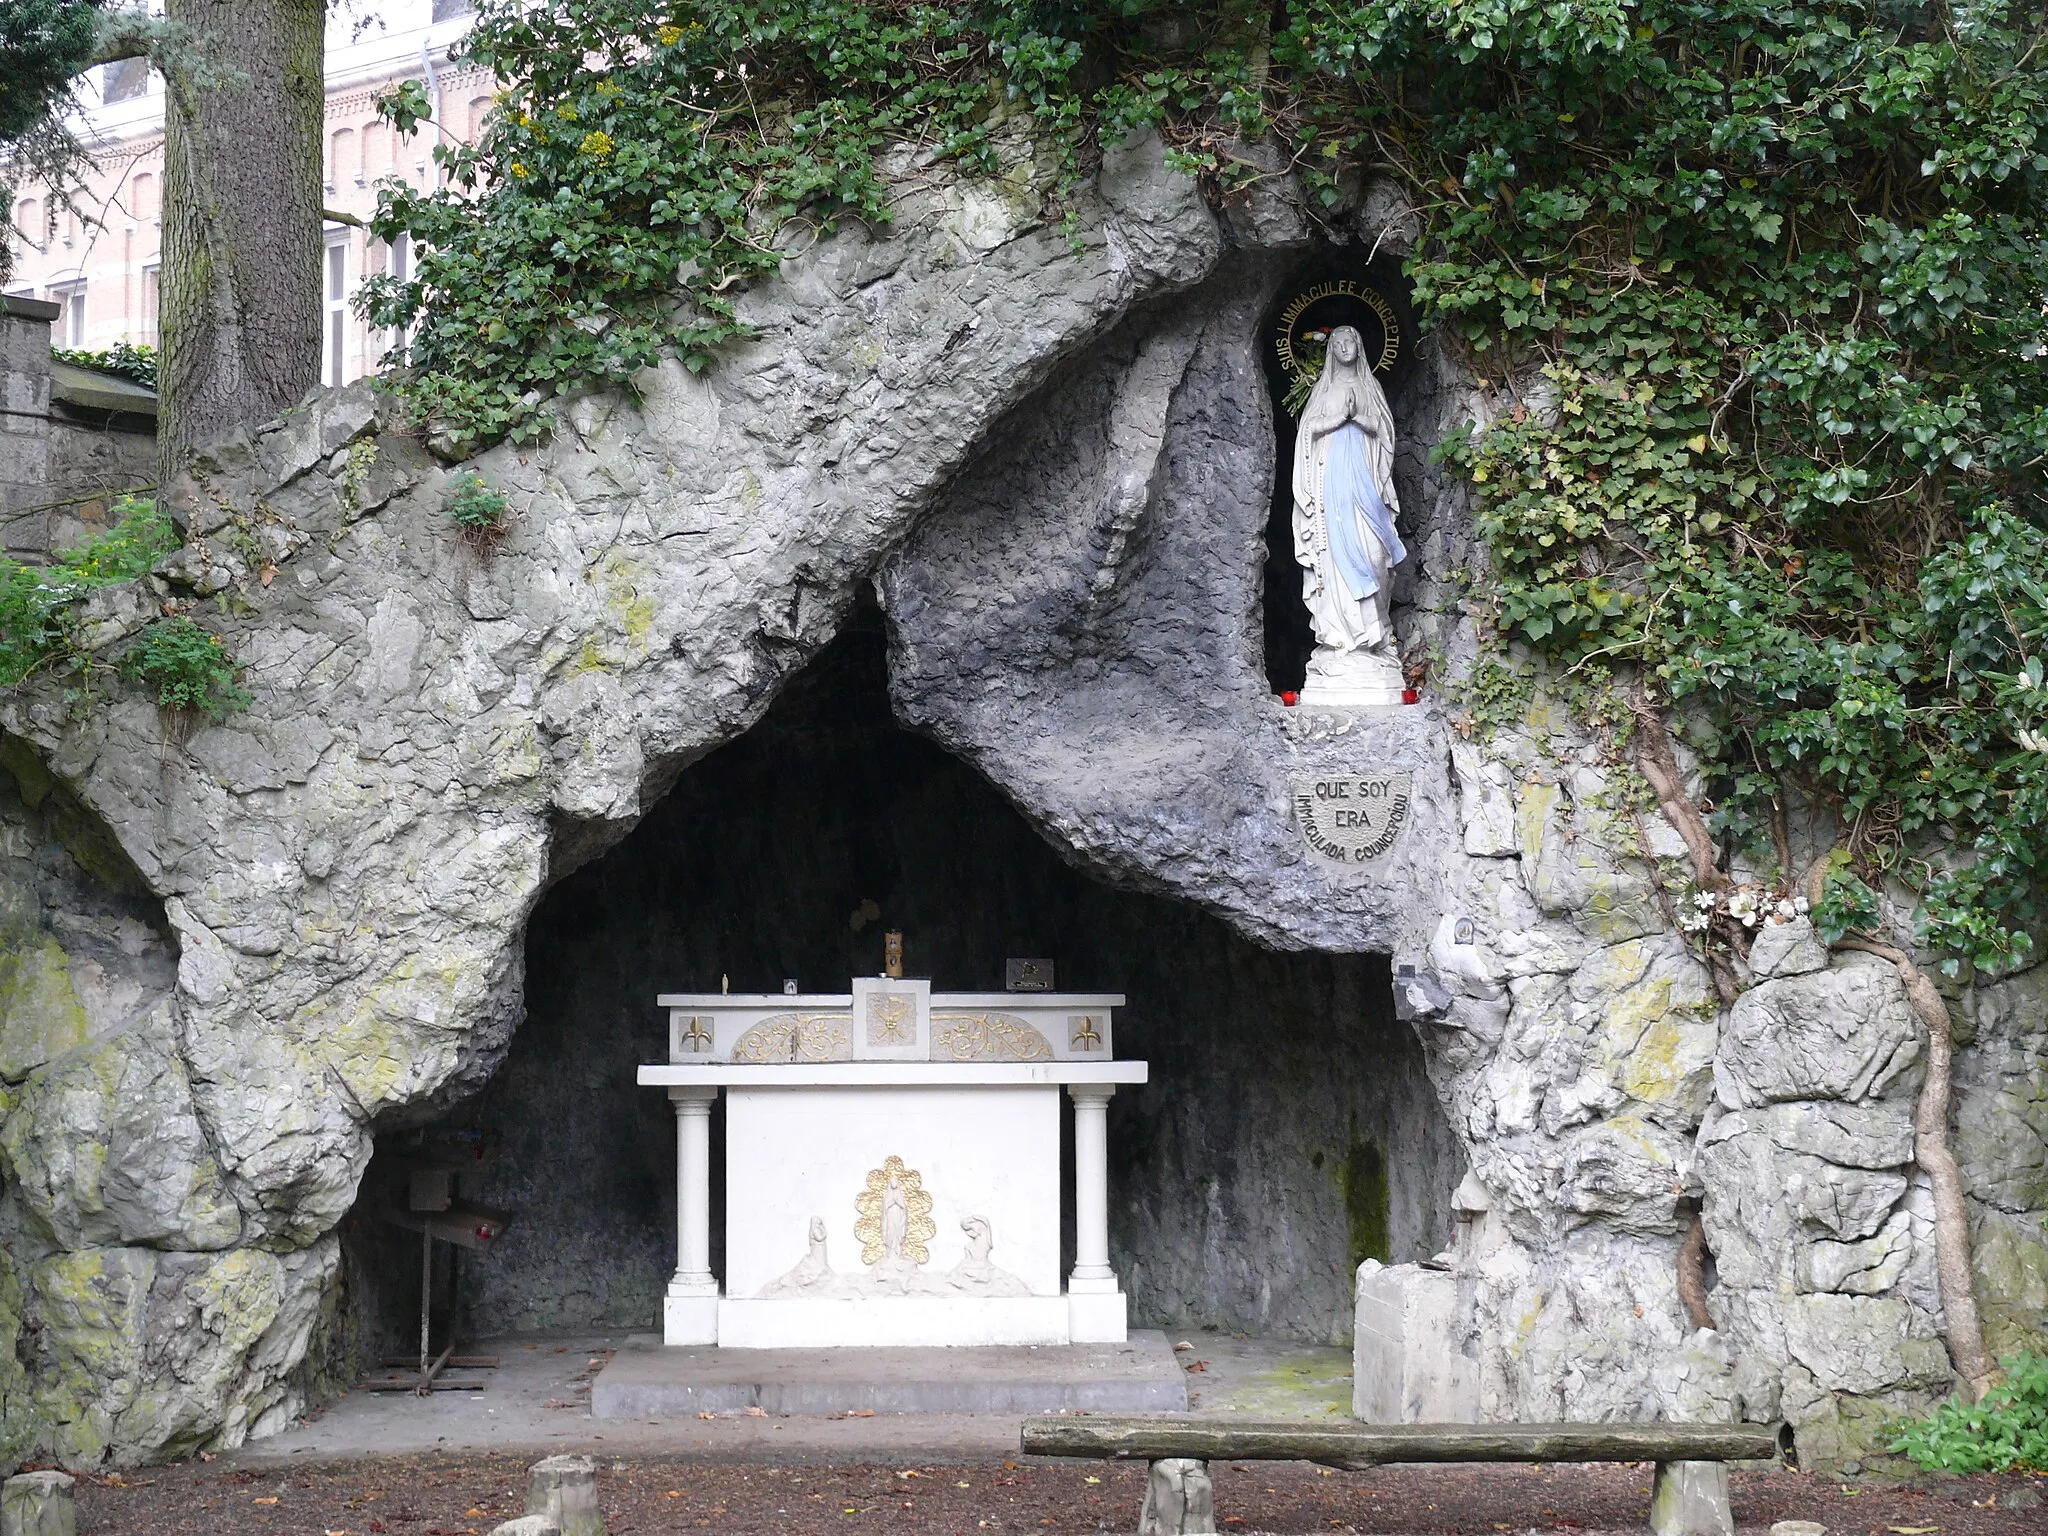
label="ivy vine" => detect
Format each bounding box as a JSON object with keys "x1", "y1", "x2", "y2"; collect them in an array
[{"x1": 366, "y1": 0, "x2": 2048, "y2": 977}]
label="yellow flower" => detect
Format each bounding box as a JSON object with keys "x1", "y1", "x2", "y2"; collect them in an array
[
  {"x1": 509, "y1": 160, "x2": 530, "y2": 178},
  {"x1": 657, "y1": 23, "x2": 684, "y2": 45},
  {"x1": 556, "y1": 101, "x2": 579, "y2": 122},
  {"x1": 579, "y1": 130, "x2": 614, "y2": 159}
]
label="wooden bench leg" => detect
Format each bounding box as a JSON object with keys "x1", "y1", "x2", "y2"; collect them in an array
[
  {"x1": 1138, "y1": 1457, "x2": 1217, "y2": 1536},
  {"x1": 1649, "y1": 1460, "x2": 1734, "y2": 1536}
]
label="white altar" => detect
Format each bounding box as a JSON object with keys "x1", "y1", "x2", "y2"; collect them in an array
[{"x1": 638, "y1": 979, "x2": 1146, "y2": 1349}]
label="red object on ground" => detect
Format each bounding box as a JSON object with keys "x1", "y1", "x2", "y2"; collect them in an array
[
  {"x1": 1280, "y1": 691, "x2": 1298, "y2": 706},
  {"x1": 1402, "y1": 688, "x2": 1420, "y2": 704}
]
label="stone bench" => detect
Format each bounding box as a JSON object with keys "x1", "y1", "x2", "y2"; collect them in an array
[{"x1": 1020, "y1": 1415, "x2": 1789, "y2": 1536}]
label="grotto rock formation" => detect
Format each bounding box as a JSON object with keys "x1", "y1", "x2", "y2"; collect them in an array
[{"x1": 0, "y1": 132, "x2": 2039, "y2": 1468}]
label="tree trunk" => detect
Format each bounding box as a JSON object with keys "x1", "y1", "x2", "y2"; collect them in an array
[
  {"x1": 159, "y1": 0, "x2": 323, "y2": 480},
  {"x1": 1837, "y1": 937, "x2": 1999, "y2": 1399}
]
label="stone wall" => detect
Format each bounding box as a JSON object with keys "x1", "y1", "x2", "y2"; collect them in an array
[
  {"x1": 0, "y1": 298, "x2": 156, "y2": 559},
  {"x1": 0, "y1": 135, "x2": 2038, "y2": 1469},
  {"x1": 0, "y1": 299, "x2": 59, "y2": 558}
]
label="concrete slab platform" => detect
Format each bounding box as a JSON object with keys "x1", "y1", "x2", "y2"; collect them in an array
[
  {"x1": 591, "y1": 1329, "x2": 1190, "y2": 1418},
  {"x1": 232, "y1": 1328, "x2": 1338, "y2": 1467}
]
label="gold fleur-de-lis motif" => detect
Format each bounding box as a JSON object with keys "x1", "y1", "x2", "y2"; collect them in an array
[
  {"x1": 679, "y1": 1017, "x2": 713, "y2": 1053},
  {"x1": 1069, "y1": 1016, "x2": 1102, "y2": 1052}
]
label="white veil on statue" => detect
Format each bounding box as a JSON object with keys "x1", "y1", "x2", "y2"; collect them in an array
[{"x1": 1291, "y1": 325, "x2": 1405, "y2": 674}]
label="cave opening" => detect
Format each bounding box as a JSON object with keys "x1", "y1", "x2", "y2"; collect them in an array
[{"x1": 343, "y1": 603, "x2": 1462, "y2": 1356}]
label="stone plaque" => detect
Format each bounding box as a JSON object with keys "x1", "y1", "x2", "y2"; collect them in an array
[
  {"x1": 1293, "y1": 774, "x2": 1412, "y2": 865},
  {"x1": 1005, "y1": 958, "x2": 1055, "y2": 992}
]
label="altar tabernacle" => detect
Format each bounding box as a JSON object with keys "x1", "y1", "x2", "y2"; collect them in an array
[{"x1": 638, "y1": 978, "x2": 1147, "y2": 1348}]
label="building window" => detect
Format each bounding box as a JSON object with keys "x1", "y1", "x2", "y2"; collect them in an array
[
  {"x1": 140, "y1": 265, "x2": 159, "y2": 347},
  {"x1": 48, "y1": 281, "x2": 86, "y2": 347},
  {"x1": 377, "y1": 232, "x2": 411, "y2": 361},
  {"x1": 432, "y1": 0, "x2": 475, "y2": 20},
  {"x1": 323, "y1": 235, "x2": 350, "y2": 386},
  {"x1": 102, "y1": 57, "x2": 150, "y2": 104}
]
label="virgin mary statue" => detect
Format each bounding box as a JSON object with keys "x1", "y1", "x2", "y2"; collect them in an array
[{"x1": 1292, "y1": 325, "x2": 1407, "y2": 706}]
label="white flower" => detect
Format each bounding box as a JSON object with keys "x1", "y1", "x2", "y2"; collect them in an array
[
  {"x1": 1775, "y1": 898, "x2": 1797, "y2": 921},
  {"x1": 1794, "y1": 895, "x2": 1811, "y2": 914},
  {"x1": 2018, "y1": 670, "x2": 2035, "y2": 692},
  {"x1": 1679, "y1": 910, "x2": 1709, "y2": 933},
  {"x1": 1693, "y1": 889, "x2": 1718, "y2": 911}
]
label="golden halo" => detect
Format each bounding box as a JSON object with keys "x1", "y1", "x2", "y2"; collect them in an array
[{"x1": 1274, "y1": 280, "x2": 1402, "y2": 387}]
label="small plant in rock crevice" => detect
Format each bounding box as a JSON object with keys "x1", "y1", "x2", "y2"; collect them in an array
[
  {"x1": 443, "y1": 473, "x2": 510, "y2": 549},
  {"x1": 121, "y1": 615, "x2": 250, "y2": 724},
  {"x1": 0, "y1": 496, "x2": 180, "y2": 688}
]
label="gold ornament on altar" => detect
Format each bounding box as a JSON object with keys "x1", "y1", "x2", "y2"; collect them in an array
[
  {"x1": 853, "y1": 1154, "x2": 937, "y2": 1266},
  {"x1": 866, "y1": 991, "x2": 915, "y2": 1046}
]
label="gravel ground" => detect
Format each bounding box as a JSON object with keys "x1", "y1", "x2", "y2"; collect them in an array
[{"x1": 55, "y1": 1453, "x2": 2047, "y2": 1535}]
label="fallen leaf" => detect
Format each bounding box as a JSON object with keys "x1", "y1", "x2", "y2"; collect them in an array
[
  {"x1": 743, "y1": 1405, "x2": 767, "y2": 1417},
  {"x1": 465, "y1": 1509, "x2": 487, "y2": 1519},
  {"x1": 1186, "y1": 1360, "x2": 1208, "y2": 1372},
  {"x1": 696, "y1": 1410, "x2": 716, "y2": 1420},
  {"x1": 849, "y1": 1408, "x2": 873, "y2": 1418},
  {"x1": 253, "y1": 1496, "x2": 279, "y2": 1505},
  {"x1": 1083, "y1": 1477, "x2": 1100, "y2": 1485},
  {"x1": 666, "y1": 1490, "x2": 681, "y2": 1498},
  {"x1": 1173, "y1": 1341, "x2": 1193, "y2": 1352}
]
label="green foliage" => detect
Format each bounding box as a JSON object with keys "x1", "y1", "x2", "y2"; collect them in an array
[
  {"x1": 370, "y1": 0, "x2": 2048, "y2": 973},
  {"x1": 1891, "y1": 1352, "x2": 2048, "y2": 1473},
  {"x1": 1382, "y1": 4, "x2": 2048, "y2": 976},
  {"x1": 1812, "y1": 868, "x2": 1881, "y2": 946},
  {"x1": 339, "y1": 440, "x2": 379, "y2": 509},
  {"x1": 51, "y1": 341, "x2": 158, "y2": 390},
  {"x1": 1446, "y1": 649, "x2": 1535, "y2": 740},
  {"x1": 120, "y1": 616, "x2": 249, "y2": 720},
  {"x1": 0, "y1": 0, "x2": 97, "y2": 145},
  {"x1": 0, "y1": 497, "x2": 179, "y2": 687},
  {"x1": 442, "y1": 473, "x2": 508, "y2": 534},
  {"x1": 0, "y1": 0, "x2": 101, "y2": 286}
]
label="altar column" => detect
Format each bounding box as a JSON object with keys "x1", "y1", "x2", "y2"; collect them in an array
[
  {"x1": 665, "y1": 1086, "x2": 719, "y2": 1345},
  {"x1": 1067, "y1": 1083, "x2": 1127, "y2": 1342}
]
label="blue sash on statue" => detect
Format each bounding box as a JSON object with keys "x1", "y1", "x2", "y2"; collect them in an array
[{"x1": 1324, "y1": 421, "x2": 1405, "y2": 601}]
